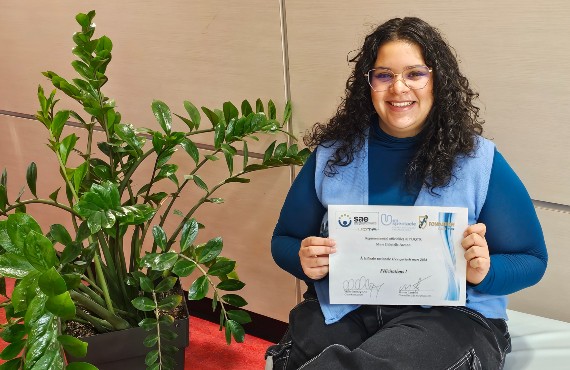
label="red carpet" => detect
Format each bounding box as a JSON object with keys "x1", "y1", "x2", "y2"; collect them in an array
[
  {"x1": 187, "y1": 315, "x2": 272, "y2": 369},
  {"x1": 0, "y1": 279, "x2": 273, "y2": 369}
]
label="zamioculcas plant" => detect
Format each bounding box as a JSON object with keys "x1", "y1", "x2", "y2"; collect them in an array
[{"x1": 0, "y1": 10, "x2": 309, "y2": 370}]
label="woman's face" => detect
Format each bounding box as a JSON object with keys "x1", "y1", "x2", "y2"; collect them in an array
[{"x1": 370, "y1": 40, "x2": 434, "y2": 138}]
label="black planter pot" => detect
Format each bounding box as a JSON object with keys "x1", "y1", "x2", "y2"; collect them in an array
[{"x1": 67, "y1": 308, "x2": 189, "y2": 370}]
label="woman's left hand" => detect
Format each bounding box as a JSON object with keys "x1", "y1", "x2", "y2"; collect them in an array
[{"x1": 462, "y1": 223, "x2": 490, "y2": 285}]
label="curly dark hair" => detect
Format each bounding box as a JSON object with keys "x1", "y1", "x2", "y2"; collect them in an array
[{"x1": 304, "y1": 17, "x2": 484, "y2": 192}]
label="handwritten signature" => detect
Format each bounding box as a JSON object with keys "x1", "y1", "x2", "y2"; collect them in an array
[
  {"x1": 398, "y1": 275, "x2": 432, "y2": 293},
  {"x1": 343, "y1": 276, "x2": 384, "y2": 298}
]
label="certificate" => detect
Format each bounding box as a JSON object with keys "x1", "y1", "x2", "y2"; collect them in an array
[{"x1": 328, "y1": 205, "x2": 467, "y2": 306}]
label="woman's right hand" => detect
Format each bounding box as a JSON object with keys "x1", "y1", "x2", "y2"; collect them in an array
[{"x1": 299, "y1": 237, "x2": 337, "y2": 280}]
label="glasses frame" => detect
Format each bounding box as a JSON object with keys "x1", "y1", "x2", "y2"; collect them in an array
[{"x1": 364, "y1": 65, "x2": 433, "y2": 92}]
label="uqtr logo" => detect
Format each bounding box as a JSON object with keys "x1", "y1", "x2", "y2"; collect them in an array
[
  {"x1": 380, "y1": 214, "x2": 392, "y2": 226},
  {"x1": 418, "y1": 215, "x2": 428, "y2": 229},
  {"x1": 338, "y1": 214, "x2": 352, "y2": 227}
]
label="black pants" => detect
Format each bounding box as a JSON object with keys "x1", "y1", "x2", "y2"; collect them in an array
[{"x1": 266, "y1": 287, "x2": 511, "y2": 370}]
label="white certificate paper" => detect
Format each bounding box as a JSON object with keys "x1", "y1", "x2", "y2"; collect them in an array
[{"x1": 328, "y1": 205, "x2": 467, "y2": 306}]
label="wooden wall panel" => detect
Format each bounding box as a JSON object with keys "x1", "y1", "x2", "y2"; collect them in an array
[
  {"x1": 0, "y1": 0, "x2": 287, "y2": 151},
  {"x1": 286, "y1": 0, "x2": 570, "y2": 205}
]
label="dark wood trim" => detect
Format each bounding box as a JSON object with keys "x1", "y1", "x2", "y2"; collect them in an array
[{"x1": 186, "y1": 297, "x2": 288, "y2": 344}]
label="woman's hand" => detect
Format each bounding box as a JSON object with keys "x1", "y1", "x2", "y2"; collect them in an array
[
  {"x1": 462, "y1": 223, "x2": 490, "y2": 285},
  {"x1": 299, "y1": 236, "x2": 337, "y2": 280}
]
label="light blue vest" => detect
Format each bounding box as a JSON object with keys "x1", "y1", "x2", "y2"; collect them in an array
[{"x1": 314, "y1": 135, "x2": 508, "y2": 324}]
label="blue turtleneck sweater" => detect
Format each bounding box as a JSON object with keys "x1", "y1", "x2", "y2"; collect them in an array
[{"x1": 272, "y1": 123, "x2": 547, "y2": 297}]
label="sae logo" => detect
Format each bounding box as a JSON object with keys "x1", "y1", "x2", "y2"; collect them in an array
[{"x1": 338, "y1": 213, "x2": 352, "y2": 227}]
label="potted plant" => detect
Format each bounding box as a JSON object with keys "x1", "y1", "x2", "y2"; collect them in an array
[{"x1": 0, "y1": 10, "x2": 309, "y2": 370}]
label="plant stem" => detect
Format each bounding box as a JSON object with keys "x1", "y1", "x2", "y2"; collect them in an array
[
  {"x1": 152, "y1": 290, "x2": 164, "y2": 369},
  {"x1": 78, "y1": 283, "x2": 106, "y2": 308},
  {"x1": 75, "y1": 308, "x2": 113, "y2": 332},
  {"x1": 0, "y1": 198, "x2": 79, "y2": 217},
  {"x1": 94, "y1": 254, "x2": 115, "y2": 315},
  {"x1": 179, "y1": 255, "x2": 229, "y2": 322},
  {"x1": 70, "y1": 290, "x2": 130, "y2": 330}
]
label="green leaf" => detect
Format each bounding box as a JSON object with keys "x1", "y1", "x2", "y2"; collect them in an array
[
  {"x1": 187, "y1": 275, "x2": 208, "y2": 300},
  {"x1": 204, "y1": 154, "x2": 219, "y2": 161},
  {"x1": 207, "y1": 259, "x2": 236, "y2": 276},
  {"x1": 192, "y1": 174, "x2": 208, "y2": 191},
  {"x1": 60, "y1": 242, "x2": 82, "y2": 265},
  {"x1": 72, "y1": 161, "x2": 88, "y2": 192},
  {"x1": 283, "y1": 100, "x2": 292, "y2": 122},
  {"x1": 225, "y1": 177, "x2": 250, "y2": 184},
  {"x1": 117, "y1": 204, "x2": 156, "y2": 226},
  {"x1": 221, "y1": 144, "x2": 234, "y2": 175},
  {"x1": 155, "y1": 163, "x2": 178, "y2": 182},
  {"x1": 184, "y1": 100, "x2": 201, "y2": 129},
  {"x1": 160, "y1": 328, "x2": 178, "y2": 340},
  {"x1": 145, "y1": 349, "x2": 159, "y2": 366},
  {"x1": 268, "y1": 100, "x2": 276, "y2": 119},
  {"x1": 45, "y1": 291, "x2": 75, "y2": 320},
  {"x1": 155, "y1": 276, "x2": 177, "y2": 292},
  {"x1": 157, "y1": 295, "x2": 182, "y2": 310},
  {"x1": 143, "y1": 333, "x2": 159, "y2": 347},
  {"x1": 0, "y1": 254, "x2": 34, "y2": 278},
  {"x1": 214, "y1": 122, "x2": 225, "y2": 149},
  {"x1": 131, "y1": 297, "x2": 156, "y2": 311},
  {"x1": 0, "y1": 358, "x2": 22, "y2": 370},
  {"x1": 59, "y1": 133, "x2": 78, "y2": 165},
  {"x1": 201, "y1": 106, "x2": 219, "y2": 126},
  {"x1": 152, "y1": 226, "x2": 167, "y2": 251},
  {"x1": 0, "y1": 184, "x2": 7, "y2": 212},
  {"x1": 172, "y1": 259, "x2": 196, "y2": 277},
  {"x1": 227, "y1": 309, "x2": 252, "y2": 324},
  {"x1": 241, "y1": 100, "x2": 253, "y2": 117},
  {"x1": 222, "y1": 294, "x2": 248, "y2": 307},
  {"x1": 48, "y1": 187, "x2": 60, "y2": 202},
  {"x1": 115, "y1": 124, "x2": 143, "y2": 156},
  {"x1": 57, "y1": 335, "x2": 88, "y2": 358},
  {"x1": 65, "y1": 362, "x2": 99, "y2": 370},
  {"x1": 26, "y1": 162, "x2": 38, "y2": 197},
  {"x1": 0, "y1": 324, "x2": 26, "y2": 343},
  {"x1": 227, "y1": 320, "x2": 245, "y2": 343},
  {"x1": 180, "y1": 139, "x2": 199, "y2": 165},
  {"x1": 6, "y1": 213, "x2": 42, "y2": 253},
  {"x1": 180, "y1": 218, "x2": 199, "y2": 252},
  {"x1": 273, "y1": 142, "x2": 287, "y2": 159},
  {"x1": 0, "y1": 340, "x2": 25, "y2": 360},
  {"x1": 223, "y1": 101, "x2": 239, "y2": 124},
  {"x1": 73, "y1": 181, "x2": 121, "y2": 233},
  {"x1": 11, "y1": 271, "x2": 40, "y2": 313},
  {"x1": 39, "y1": 267, "x2": 67, "y2": 297},
  {"x1": 51, "y1": 110, "x2": 70, "y2": 140},
  {"x1": 49, "y1": 224, "x2": 72, "y2": 247},
  {"x1": 24, "y1": 231, "x2": 58, "y2": 271},
  {"x1": 217, "y1": 279, "x2": 245, "y2": 291},
  {"x1": 61, "y1": 273, "x2": 81, "y2": 290},
  {"x1": 263, "y1": 141, "x2": 276, "y2": 163},
  {"x1": 197, "y1": 237, "x2": 222, "y2": 263},
  {"x1": 255, "y1": 98, "x2": 264, "y2": 113},
  {"x1": 139, "y1": 318, "x2": 158, "y2": 331},
  {"x1": 140, "y1": 251, "x2": 178, "y2": 271},
  {"x1": 139, "y1": 276, "x2": 154, "y2": 292}
]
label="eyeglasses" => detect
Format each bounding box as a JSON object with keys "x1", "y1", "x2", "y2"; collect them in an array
[{"x1": 365, "y1": 65, "x2": 432, "y2": 92}]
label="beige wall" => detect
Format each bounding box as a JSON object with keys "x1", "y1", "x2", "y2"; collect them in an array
[{"x1": 1, "y1": 0, "x2": 569, "y2": 322}]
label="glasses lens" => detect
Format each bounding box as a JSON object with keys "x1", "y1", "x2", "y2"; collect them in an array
[
  {"x1": 402, "y1": 66, "x2": 431, "y2": 89},
  {"x1": 368, "y1": 69, "x2": 394, "y2": 92}
]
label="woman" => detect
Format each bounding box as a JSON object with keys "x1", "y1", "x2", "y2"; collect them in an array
[{"x1": 266, "y1": 17, "x2": 547, "y2": 370}]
